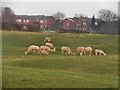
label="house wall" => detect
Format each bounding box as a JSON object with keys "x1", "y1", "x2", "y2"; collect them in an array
[
  {"x1": 47, "y1": 17, "x2": 56, "y2": 29},
  {"x1": 40, "y1": 17, "x2": 56, "y2": 30},
  {"x1": 15, "y1": 18, "x2": 34, "y2": 25},
  {"x1": 60, "y1": 18, "x2": 76, "y2": 30},
  {"x1": 15, "y1": 15, "x2": 90, "y2": 31}
]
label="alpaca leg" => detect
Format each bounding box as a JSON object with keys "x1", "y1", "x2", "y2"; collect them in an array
[
  {"x1": 84, "y1": 51, "x2": 87, "y2": 55},
  {"x1": 37, "y1": 50, "x2": 40, "y2": 54},
  {"x1": 25, "y1": 49, "x2": 31, "y2": 55},
  {"x1": 33, "y1": 49, "x2": 36, "y2": 54},
  {"x1": 30, "y1": 49, "x2": 33, "y2": 54},
  {"x1": 95, "y1": 52, "x2": 98, "y2": 56},
  {"x1": 40, "y1": 50, "x2": 42, "y2": 54},
  {"x1": 80, "y1": 52, "x2": 83, "y2": 56},
  {"x1": 83, "y1": 50, "x2": 85, "y2": 55},
  {"x1": 62, "y1": 50, "x2": 64, "y2": 55},
  {"x1": 65, "y1": 52, "x2": 68, "y2": 55},
  {"x1": 89, "y1": 51, "x2": 92, "y2": 56},
  {"x1": 46, "y1": 51, "x2": 49, "y2": 55},
  {"x1": 99, "y1": 53, "x2": 101, "y2": 56},
  {"x1": 80, "y1": 50, "x2": 84, "y2": 56}
]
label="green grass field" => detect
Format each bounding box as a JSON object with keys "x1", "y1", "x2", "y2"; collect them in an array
[{"x1": 2, "y1": 31, "x2": 118, "y2": 88}]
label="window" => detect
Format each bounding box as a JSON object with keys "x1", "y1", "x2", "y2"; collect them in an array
[
  {"x1": 40, "y1": 20, "x2": 43, "y2": 23},
  {"x1": 16, "y1": 19, "x2": 22, "y2": 22},
  {"x1": 40, "y1": 20, "x2": 46, "y2": 23},
  {"x1": 43, "y1": 20, "x2": 46, "y2": 23},
  {"x1": 67, "y1": 23, "x2": 69, "y2": 26},
  {"x1": 83, "y1": 22, "x2": 86, "y2": 25},
  {"x1": 76, "y1": 28, "x2": 79, "y2": 30},
  {"x1": 83, "y1": 28, "x2": 86, "y2": 31},
  {"x1": 23, "y1": 19, "x2": 30, "y2": 22},
  {"x1": 41, "y1": 25, "x2": 47, "y2": 28},
  {"x1": 43, "y1": 25, "x2": 46, "y2": 27}
]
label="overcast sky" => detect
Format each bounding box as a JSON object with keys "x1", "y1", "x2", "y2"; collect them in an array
[{"x1": 2, "y1": 0, "x2": 119, "y2": 18}]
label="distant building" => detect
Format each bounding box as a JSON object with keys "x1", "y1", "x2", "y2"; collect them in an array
[
  {"x1": 59, "y1": 18, "x2": 76, "y2": 30},
  {"x1": 15, "y1": 15, "x2": 45, "y2": 26},
  {"x1": 15, "y1": 15, "x2": 56, "y2": 30},
  {"x1": 59, "y1": 16, "x2": 90, "y2": 31},
  {"x1": 39, "y1": 16, "x2": 56, "y2": 30}
]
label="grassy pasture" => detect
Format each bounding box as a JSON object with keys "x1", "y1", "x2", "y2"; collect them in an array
[{"x1": 2, "y1": 31, "x2": 118, "y2": 88}]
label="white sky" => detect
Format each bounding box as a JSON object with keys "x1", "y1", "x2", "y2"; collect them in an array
[{"x1": 1, "y1": 0, "x2": 119, "y2": 18}]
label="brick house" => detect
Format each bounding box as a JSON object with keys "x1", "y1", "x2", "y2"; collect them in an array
[
  {"x1": 79, "y1": 16, "x2": 90, "y2": 31},
  {"x1": 15, "y1": 15, "x2": 56, "y2": 30},
  {"x1": 59, "y1": 16, "x2": 90, "y2": 31},
  {"x1": 59, "y1": 18, "x2": 77, "y2": 30},
  {"x1": 39, "y1": 16, "x2": 56, "y2": 30}
]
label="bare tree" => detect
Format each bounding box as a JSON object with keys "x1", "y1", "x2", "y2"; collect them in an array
[
  {"x1": 2, "y1": 7, "x2": 16, "y2": 24},
  {"x1": 53, "y1": 11, "x2": 65, "y2": 20},
  {"x1": 75, "y1": 14, "x2": 88, "y2": 18},
  {"x1": 98, "y1": 9, "x2": 117, "y2": 21}
]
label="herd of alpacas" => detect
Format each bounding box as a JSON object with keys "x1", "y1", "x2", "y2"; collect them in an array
[{"x1": 25, "y1": 37, "x2": 106, "y2": 56}]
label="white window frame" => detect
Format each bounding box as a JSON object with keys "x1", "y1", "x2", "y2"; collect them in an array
[
  {"x1": 40, "y1": 20, "x2": 46, "y2": 23},
  {"x1": 83, "y1": 22, "x2": 86, "y2": 25},
  {"x1": 16, "y1": 19, "x2": 22, "y2": 22},
  {"x1": 23, "y1": 19, "x2": 30, "y2": 22}
]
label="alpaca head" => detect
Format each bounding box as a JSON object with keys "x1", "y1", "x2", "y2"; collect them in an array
[
  {"x1": 104, "y1": 53, "x2": 107, "y2": 56},
  {"x1": 25, "y1": 52, "x2": 27, "y2": 55}
]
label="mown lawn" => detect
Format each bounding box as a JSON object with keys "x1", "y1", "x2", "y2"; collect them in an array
[{"x1": 2, "y1": 31, "x2": 118, "y2": 88}]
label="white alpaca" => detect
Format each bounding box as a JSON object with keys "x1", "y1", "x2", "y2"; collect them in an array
[
  {"x1": 61, "y1": 46, "x2": 75, "y2": 55},
  {"x1": 45, "y1": 42, "x2": 54, "y2": 49},
  {"x1": 75, "y1": 47, "x2": 85, "y2": 56},
  {"x1": 40, "y1": 46, "x2": 56, "y2": 54},
  {"x1": 95, "y1": 49, "x2": 106, "y2": 56},
  {"x1": 44, "y1": 37, "x2": 51, "y2": 42},
  {"x1": 84, "y1": 47, "x2": 92, "y2": 56},
  {"x1": 40, "y1": 50, "x2": 49, "y2": 55},
  {"x1": 25, "y1": 45, "x2": 39, "y2": 55}
]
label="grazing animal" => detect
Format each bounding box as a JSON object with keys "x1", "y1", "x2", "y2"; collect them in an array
[
  {"x1": 74, "y1": 47, "x2": 85, "y2": 56},
  {"x1": 40, "y1": 46, "x2": 56, "y2": 53},
  {"x1": 45, "y1": 42, "x2": 54, "y2": 49},
  {"x1": 25, "y1": 45, "x2": 39, "y2": 55},
  {"x1": 84, "y1": 47, "x2": 92, "y2": 56},
  {"x1": 44, "y1": 37, "x2": 51, "y2": 42},
  {"x1": 61, "y1": 46, "x2": 75, "y2": 55},
  {"x1": 95, "y1": 49, "x2": 106, "y2": 56}
]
